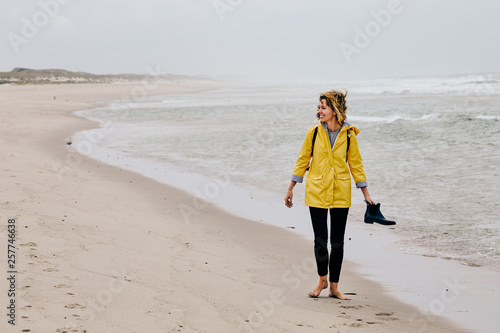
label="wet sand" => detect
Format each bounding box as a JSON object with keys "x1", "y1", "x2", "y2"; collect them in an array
[{"x1": 0, "y1": 83, "x2": 471, "y2": 332}]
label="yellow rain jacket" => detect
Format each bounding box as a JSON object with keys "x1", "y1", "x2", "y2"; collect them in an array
[{"x1": 292, "y1": 123, "x2": 367, "y2": 208}]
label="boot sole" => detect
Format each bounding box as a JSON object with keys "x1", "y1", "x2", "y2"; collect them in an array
[{"x1": 365, "y1": 220, "x2": 395, "y2": 225}]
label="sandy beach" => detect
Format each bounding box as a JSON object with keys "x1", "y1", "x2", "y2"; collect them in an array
[{"x1": 0, "y1": 83, "x2": 472, "y2": 332}]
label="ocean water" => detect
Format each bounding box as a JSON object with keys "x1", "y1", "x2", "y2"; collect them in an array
[{"x1": 74, "y1": 74, "x2": 500, "y2": 271}]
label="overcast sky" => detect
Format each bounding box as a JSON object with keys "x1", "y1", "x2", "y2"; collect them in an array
[{"x1": 1, "y1": 0, "x2": 499, "y2": 82}]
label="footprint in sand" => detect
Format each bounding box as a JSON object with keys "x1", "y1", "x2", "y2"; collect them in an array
[
  {"x1": 54, "y1": 284, "x2": 71, "y2": 288},
  {"x1": 64, "y1": 303, "x2": 86, "y2": 309},
  {"x1": 375, "y1": 312, "x2": 394, "y2": 316},
  {"x1": 56, "y1": 327, "x2": 80, "y2": 333},
  {"x1": 20, "y1": 242, "x2": 38, "y2": 247},
  {"x1": 43, "y1": 268, "x2": 60, "y2": 272},
  {"x1": 341, "y1": 305, "x2": 362, "y2": 309},
  {"x1": 375, "y1": 312, "x2": 399, "y2": 321},
  {"x1": 337, "y1": 312, "x2": 352, "y2": 320}
]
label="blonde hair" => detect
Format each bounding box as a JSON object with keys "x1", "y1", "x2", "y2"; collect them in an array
[{"x1": 317, "y1": 89, "x2": 348, "y2": 125}]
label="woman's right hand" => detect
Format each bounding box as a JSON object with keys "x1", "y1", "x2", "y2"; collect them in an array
[{"x1": 285, "y1": 189, "x2": 294, "y2": 208}]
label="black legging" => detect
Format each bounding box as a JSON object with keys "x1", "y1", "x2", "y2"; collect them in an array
[{"x1": 309, "y1": 207, "x2": 349, "y2": 283}]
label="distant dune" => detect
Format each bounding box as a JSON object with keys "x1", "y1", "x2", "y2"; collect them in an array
[{"x1": 0, "y1": 67, "x2": 214, "y2": 85}]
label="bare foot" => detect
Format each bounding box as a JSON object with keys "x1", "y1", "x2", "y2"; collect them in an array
[
  {"x1": 329, "y1": 282, "x2": 351, "y2": 300},
  {"x1": 308, "y1": 279, "x2": 328, "y2": 298}
]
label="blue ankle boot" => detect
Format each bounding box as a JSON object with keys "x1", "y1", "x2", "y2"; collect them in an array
[{"x1": 364, "y1": 202, "x2": 396, "y2": 225}]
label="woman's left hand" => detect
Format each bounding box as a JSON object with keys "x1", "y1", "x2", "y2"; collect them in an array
[
  {"x1": 360, "y1": 187, "x2": 376, "y2": 205},
  {"x1": 364, "y1": 195, "x2": 376, "y2": 205}
]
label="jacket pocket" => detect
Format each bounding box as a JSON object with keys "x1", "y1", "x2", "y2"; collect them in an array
[
  {"x1": 308, "y1": 174, "x2": 323, "y2": 181},
  {"x1": 336, "y1": 173, "x2": 350, "y2": 181}
]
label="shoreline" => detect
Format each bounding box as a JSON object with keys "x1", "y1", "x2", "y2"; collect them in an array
[
  {"x1": 1, "y1": 83, "x2": 474, "y2": 332},
  {"x1": 72, "y1": 88, "x2": 499, "y2": 332}
]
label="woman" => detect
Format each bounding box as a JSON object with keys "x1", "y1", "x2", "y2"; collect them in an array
[{"x1": 284, "y1": 90, "x2": 375, "y2": 300}]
